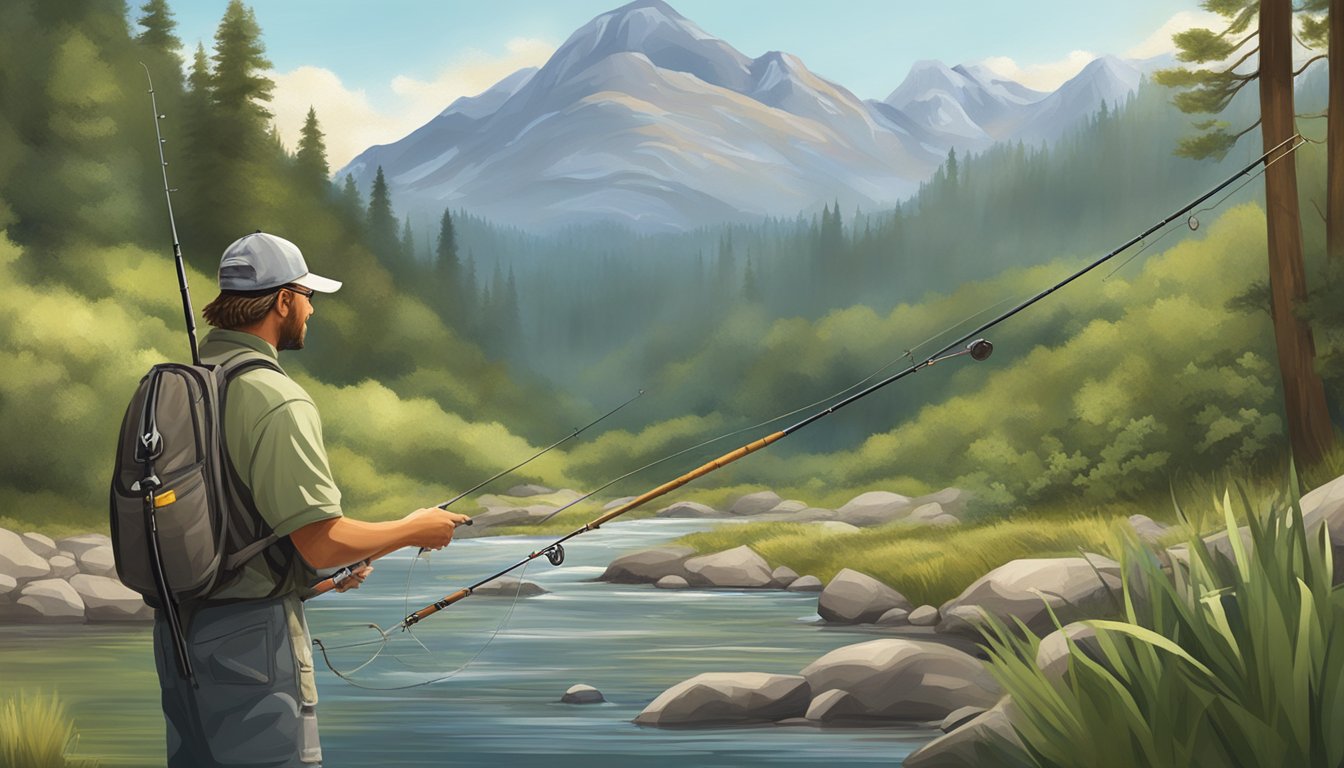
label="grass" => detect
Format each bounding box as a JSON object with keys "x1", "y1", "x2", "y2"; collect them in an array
[
  {"x1": 0, "y1": 691, "x2": 98, "y2": 768},
  {"x1": 977, "y1": 479, "x2": 1344, "y2": 768}
]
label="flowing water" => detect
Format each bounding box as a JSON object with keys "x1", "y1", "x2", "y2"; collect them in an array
[{"x1": 1, "y1": 519, "x2": 941, "y2": 766}]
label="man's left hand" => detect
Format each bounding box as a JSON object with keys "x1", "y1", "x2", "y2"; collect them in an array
[{"x1": 334, "y1": 563, "x2": 374, "y2": 592}]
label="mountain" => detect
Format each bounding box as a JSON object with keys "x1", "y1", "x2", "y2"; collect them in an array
[{"x1": 338, "y1": 0, "x2": 1151, "y2": 233}]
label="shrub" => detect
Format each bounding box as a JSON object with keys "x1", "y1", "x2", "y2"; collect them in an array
[{"x1": 0, "y1": 690, "x2": 97, "y2": 768}]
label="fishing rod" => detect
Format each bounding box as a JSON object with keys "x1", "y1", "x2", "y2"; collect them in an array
[
  {"x1": 309, "y1": 388, "x2": 645, "y2": 595},
  {"x1": 142, "y1": 63, "x2": 201, "y2": 367},
  {"x1": 397, "y1": 135, "x2": 1300, "y2": 632}
]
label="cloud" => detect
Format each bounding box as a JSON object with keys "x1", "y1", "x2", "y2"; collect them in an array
[
  {"x1": 979, "y1": 50, "x2": 1097, "y2": 91},
  {"x1": 1124, "y1": 10, "x2": 1224, "y2": 59},
  {"x1": 267, "y1": 37, "x2": 554, "y2": 173}
]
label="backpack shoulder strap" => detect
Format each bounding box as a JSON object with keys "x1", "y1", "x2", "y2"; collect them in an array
[{"x1": 215, "y1": 353, "x2": 289, "y2": 576}]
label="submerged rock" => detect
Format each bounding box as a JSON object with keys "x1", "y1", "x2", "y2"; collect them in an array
[
  {"x1": 561, "y1": 684, "x2": 605, "y2": 704},
  {"x1": 634, "y1": 672, "x2": 811, "y2": 726},
  {"x1": 600, "y1": 546, "x2": 695, "y2": 584}
]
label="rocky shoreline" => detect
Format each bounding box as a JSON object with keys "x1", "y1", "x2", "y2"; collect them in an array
[{"x1": 0, "y1": 530, "x2": 151, "y2": 622}]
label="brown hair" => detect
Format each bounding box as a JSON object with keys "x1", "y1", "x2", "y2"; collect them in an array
[{"x1": 202, "y1": 290, "x2": 280, "y2": 330}]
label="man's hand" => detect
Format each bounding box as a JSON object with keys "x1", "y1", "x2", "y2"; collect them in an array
[
  {"x1": 406, "y1": 507, "x2": 472, "y2": 550},
  {"x1": 333, "y1": 563, "x2": 373, "y2": 592}
]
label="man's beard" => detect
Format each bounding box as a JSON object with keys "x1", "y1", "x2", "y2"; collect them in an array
[{"x1": 278, "y1": 312, "x2": 306, "y2": 351}]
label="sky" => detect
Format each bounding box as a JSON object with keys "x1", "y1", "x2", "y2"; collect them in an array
[{"x1": 160, "y1": 0, "x2": 1218, "y2": 171}]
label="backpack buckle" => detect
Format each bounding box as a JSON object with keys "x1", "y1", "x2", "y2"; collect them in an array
[
  {"x1": 135, "y1": 428, "x2": 163, "y2": 462},
  {"x1": 131, "y1": 475, "x2": 161, "y2": 494}
]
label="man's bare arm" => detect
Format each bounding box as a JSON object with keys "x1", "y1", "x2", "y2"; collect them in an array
[{"x1": 290, "y1": 508, "x2": 471, "y2": 570}]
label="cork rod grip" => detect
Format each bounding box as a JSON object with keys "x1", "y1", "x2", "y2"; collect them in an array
[{"x1": 586, "y1": 431, "x2": 787, "y2": 529}]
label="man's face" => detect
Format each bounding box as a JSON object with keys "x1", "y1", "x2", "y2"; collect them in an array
[{"x1": 278, "y1": 288, "x2": 313, "y2": 351}]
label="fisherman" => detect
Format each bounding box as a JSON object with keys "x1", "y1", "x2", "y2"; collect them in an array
[{"x1": 153, "y1": 231, "x2": 470, "y2": 768}]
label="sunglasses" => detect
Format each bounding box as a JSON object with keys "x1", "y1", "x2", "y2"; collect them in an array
[{"x1": 284, "y1": 284, "x2": 314, "y2": 300}]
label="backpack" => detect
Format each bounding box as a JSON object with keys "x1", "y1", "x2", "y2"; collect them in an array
[{"x1": 109, "y1": 355, "x2": 288, "y2": 679}]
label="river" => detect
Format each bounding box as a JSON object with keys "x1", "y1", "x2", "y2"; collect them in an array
[{"x1": 0, "y1": 519, "x2": 940, "y2": 766}]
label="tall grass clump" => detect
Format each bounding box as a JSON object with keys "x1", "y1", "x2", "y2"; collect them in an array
[
  {"x1": 0, "y1": 690, "x2": 97, "y2": 768},
  {"x1": 979, "y1": 483, "x2": 1344, "y2": 768}
]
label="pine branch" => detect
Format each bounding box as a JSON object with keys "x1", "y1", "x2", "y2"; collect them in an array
[
  {"x1": 1232, "y1": 119, "x2": 1262, "y2": 141},
  {"x1": 1293, "y1": 54, "x2": 1327, "y2": 76}
]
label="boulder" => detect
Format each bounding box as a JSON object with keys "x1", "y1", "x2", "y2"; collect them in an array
[
  {"x1": 904, "y1": 697, "x2": 1025, "y2": 768},
  {"x1": 911, "y1": 488, "x2": 973, "y2": 518},
  {"x1": 909, "y1": 605, "x2": 940, "y2": 627},
  {"x1": 69, "y1": 574, "x2": 152, "y2": 621},
  {"x1": 1127, "y1": 514, "x2": 1169, "y2": 544},
  {"x1": 655, "y1": 501, "x2": 719, "y2": 519},
  {"x1": 683, "y1": 546, "x2": 772, "y2": 588},
  {"x1": 0, "y1": 528, "x2": 52, "y2": 581},
  {"x1": 926, "y1": 514, "x2": 962, "y2": 527},
  {"x1": 603, "y1": 496, "x2": 637, "y2": 510},
  {"x1": 875, "y1": 608, "x2": 910, "y2": 626},
  {"x1": 729, "y1": 491, "x2": 783, "y2": 516},
  {"x1": 800, "y1": 639, "x2": 1000, "y2": 721},
  {"x1": 76, "y1": 545, "x2": 117, "y2": 578},
  {"x1": 471, "y1": 504, "x2": 558, "y2": 528},
  {"x1": 835, "y1": 492, "x2": 913, "y2": 527},
  {"x1": 793, "y1": 507, "x2": 837, "y2": 522},
  {"x1": 906, "y1": 503, "x2": 948, "y2": 523},
  {"x1": 0, "y1": 573, "x2": 16, "y2": 598},
  {"x1": 787, "y1": 575, "x2": 823, "y2": 592},
  {"x1": 817, "y1": 569, "x2": 912, "y2": 623},
  {"x1": 48, "y1": 555, "x2": 78, "y2": 580},
  {"x1": 940, "y1": 705, "x2": 988, "y2": 733},
  {"x1": 12, "y1": 579, "x2": 85, "y2": 623},
  {"x1": 814, "y1": 521, "x2": 861, "y2": 535},
  {"x1": 769, "y1": 566, "x2": 799, "y2": 588},
  {"x1": 506, "y1": 484, "x2": 554, "y2": 497},
  {"x1": 1035, "y1": 622, "x2": 1101, "y2": 684},
  {"x1": 600, "y1": 546, "x2": 695, "y2": 583},
  {"x1": 634, "y1": 673, "x2": 810, "y2": 726},
  {"x1": 55, "y1": 533, "x2": 111, "y2": 559},
  {"x1": 767, "y1": 500, "x2": 808, "y2": 515},
  {"x1": 21, "y1": 533, "x2": 58, "y2": 559},
  {"x1": 561, "y1": 684, "x2": 604, "y2": 704},
  {"x1": 804, "y1": 689, "x2": 868, "y2": 723},
  {"x1": 655, "y1": 575, "x2": 689, "y2": 589},
  {"x1": 470, "y1": 577, "x2": 548, "y2": 597},
  {"x1": 937, "y1": 557, "x2": 1122, "y2": 637}
]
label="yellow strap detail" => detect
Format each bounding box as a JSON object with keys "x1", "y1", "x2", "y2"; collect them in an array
[{"x1": 154, "y1": 490, "x2": 177, "y2": 507}]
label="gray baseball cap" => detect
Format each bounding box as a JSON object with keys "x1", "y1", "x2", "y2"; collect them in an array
[{"x1": 217, "y1": 232, "x2": 342, "y2": 294}]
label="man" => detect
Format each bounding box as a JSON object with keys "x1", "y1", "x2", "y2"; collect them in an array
[{"x1": 154, "y1": 231, "x2": 469, "y2": 767}]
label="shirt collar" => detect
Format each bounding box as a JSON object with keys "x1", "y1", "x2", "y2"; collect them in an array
[{"x1": 200, "y1": 328, "x2": 280, "y2": 361}]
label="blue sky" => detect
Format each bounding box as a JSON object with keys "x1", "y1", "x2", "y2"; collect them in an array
[{"x1": 160, "y1": 0, "x2": 1212, "y2": 168}]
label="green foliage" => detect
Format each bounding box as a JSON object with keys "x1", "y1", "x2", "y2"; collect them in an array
[
  {"x1": 294, "y1": 106, "x2": 329, "y2": 193},
  {"x1": 981, "y1": 482, "x2": 1344, "y2": 768},
  {"x1": 0, "y1": 690, "x2": 97, "y2": 768}
]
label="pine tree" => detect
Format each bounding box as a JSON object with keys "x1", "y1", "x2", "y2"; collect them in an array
[
  {"x1": 135, "y1": 0, "x2": 180, "y2": 54},
  {"x1": 294, "y1": 106, "x2": 329, "y2": 193},
  {"x1": 742, "y1": 252, "x2": 760, "y2": 302},
  {"x1": 1158, "y1": 0, "x2": 1335, "y2": 464},
  {"x1": 211, "y1": 0, "x2": 272, "y2": 130},
  {"x1": 400, "y1": 215, "x2": 415, "y2": 266},
  {"x1": 366, "y1": 166, "x2": 399, "y2": 260},
  {"x1": 435, "y1": 207, "x2": 461, "y2": 314}
]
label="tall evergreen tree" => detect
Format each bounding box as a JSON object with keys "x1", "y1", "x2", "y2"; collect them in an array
[
  {"x1": 294, "y1": 106, "x2": 329, "y2": 193},
  {"x1": 435, "y1": 207, "x2": 461, "y2": 314},
  {"x1": 400, "y1": 215, "x2": 415, "y2": 265},
  {"x1": 366, "y1": 166, "x2": 399, "y2": 260},
  {"x1": 135, "y1": 0, "x2": 180, "y2": 54},
  {"x1": 1158, "y1": 0, "x2": 1335, "y2": 464}
]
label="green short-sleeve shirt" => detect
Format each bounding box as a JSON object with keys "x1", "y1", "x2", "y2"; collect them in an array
[{"x1": 198, "y1": 329, "x2": 344, "y2": 600}]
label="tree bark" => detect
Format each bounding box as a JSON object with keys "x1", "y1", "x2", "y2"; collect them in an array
[
  {"x1": 1260, "y1": 0, "x2": 1336, "y2": 465},
  {"x1": 1330, "y1": 0, "x2": 1344, "y2": 263}
]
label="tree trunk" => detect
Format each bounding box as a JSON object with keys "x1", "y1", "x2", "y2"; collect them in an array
[
  {"x1": 1260, "y1": 0, "x2": 1336, "y2": 465},
  {"x1": 1330, "y1": 0, "x2": 1344, "y2": 262}
]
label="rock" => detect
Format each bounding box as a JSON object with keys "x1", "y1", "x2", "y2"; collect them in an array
[
  {"x1": 634, "y1": 673, "x2": 810, "y2": 726},
  {"x1": 875, "y1": 608, "x2": 910, "y2": 626},
  {"x1": 11, "y1": 579, "x2": 84, "y2": 623},
  {"x1": 48, "y1": 555, "x2": 78, "y2": 580},
  {"x1": 1035, "y1": 622, "x2": 1101, "y2": 684},
  {"x1": 0, "y1": 528, "x2": 52, "y2": 581},
  {"x1": 506, "y1": 484, "x2": 554, "y2": 497},
  {"x1": 470, "y1": 504, "x2": 558, "y2": 528},
  {"x1": 939, "y1": 705, "x2": 988, "y2": 733},
  {"x1": 655, "y1": 575, "x2": 689, "y2": 589},
  {"x1": 600, "y1": 546, "x2": 695, "y2": 583},
  {"x1": 804, "y1": 689, "x2": 867, "y2": 723},
  {"x1": 655, "y1": 501, "x2": 719, "y2": 519},
  {"x1": 0, "y1": 573, "x2": 17, "y2": 598},
  {"x1": 835, "y1": 491, "x2": 913, "y2": 527},
  {"x1": 911, "y1": 488, "x2": 973, "y2": 518},
  {"x1": 926, "y1": 514, "x2": 961, "y2": 527},
  {"x1": 729, "y1": 491, "x2": 783, "y2": 516},
  {"x1": 69, "y1": 574, "x2": 152, "y2": 621},
  {"x1": 786, "y1": 575, "x2": 823, "y2": 592},
  {"x1": 683, "y1": 546, "x2": 772, "y2": 588},
  {"x1": 76, "y1": 545, "x2": 117, "y2": 578},
  {"x1": 817, "y1": 568, "x2": 912, "y2": 624},
  {"x1": 603, "y1": 496, "x2": 638, "y2": 510},
  {"x1": 1081, "y1": 552, "x2": 1121, "y2": 578},
  {"x1": 906, "y1": 503, "x2": 947, "y2": 523},
  {"x1": 561, "y1": 684, "x2": 604, "y2": 704},
  {"x1": 909, "y1": 605, "x2": 940, "y2": 626},
  {"x1": 55, "y1": 533, "x2": 111, "y2": 559},
  {"x1": 767, "y1": 500, "x2": 808, "y2": 515},
  {"x1": 937, "y1": 557, "x2": 1122, "y2": 637},
  {"x1": 769, "y1": 566, "x2": 799, "y2": 588},
  {"x1": 21, "y1": 533, "x2": 58, "y2": 559},
  {"x1": 813, "y1": 521, "x2": 860, "y2": 534},
  {"x1": 470, "y1": 577, "x2": 548, "y2": 597},
  {"x1": 793, "y1": 507, "x2": 837, "y2": 522},
  {"x1": 1127, "y1": 514, "x2": 1169, "y2": 544},
  {"x1": 800, "y1": 639, "x2": 1000, "y2": 721},
  {"x1": 904, "y1": 697, "x2": 1024, "y2": 768}
]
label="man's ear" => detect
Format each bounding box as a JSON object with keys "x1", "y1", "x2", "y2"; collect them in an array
[{"x1": 275, "y1": 290, "x2": 292, "y2": 318}]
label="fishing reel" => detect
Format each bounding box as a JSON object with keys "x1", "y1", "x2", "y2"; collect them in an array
[
  {"x1": 542, "y1": 544, "x2": 565, "y2": 566},
  {"x1": 929, "y1": 338, "x2": 993, "y2": 365}
]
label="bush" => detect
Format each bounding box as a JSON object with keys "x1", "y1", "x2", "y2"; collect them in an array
[
  {"x1": 979, "y1": 481, "x2": 1344, "y2": 767},
  {"x1": 0, "y1": 690, "x2": 97, "y2": 768}
]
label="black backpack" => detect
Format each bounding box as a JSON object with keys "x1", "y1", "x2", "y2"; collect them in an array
[{"x1": 109, "y1": 355, "x2": 288, "y2": 679}]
